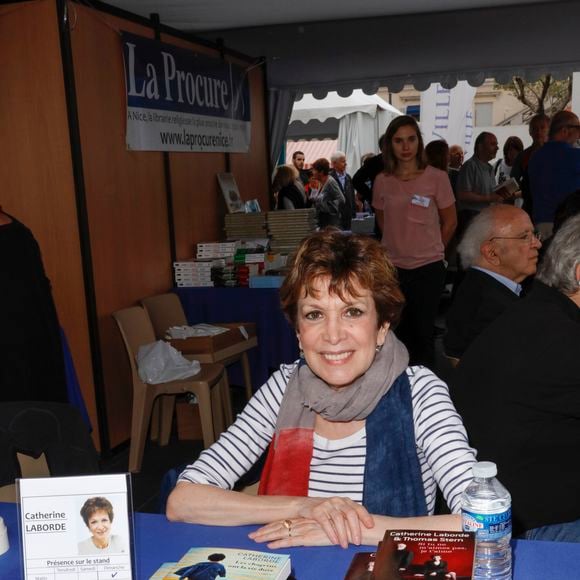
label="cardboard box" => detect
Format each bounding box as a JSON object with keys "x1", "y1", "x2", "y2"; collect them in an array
[{"x1": 169, "y1": 322, "x2": 257, "y2": 354}]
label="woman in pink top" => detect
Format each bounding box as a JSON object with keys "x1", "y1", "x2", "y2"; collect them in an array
[{"x1": 372, "y1": 116, "x2": 457, "y2": 367}]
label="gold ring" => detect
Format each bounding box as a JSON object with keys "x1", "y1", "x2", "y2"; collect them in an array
[{"x1": 282, "y1": 519, "x2": 292, "y2": 529}]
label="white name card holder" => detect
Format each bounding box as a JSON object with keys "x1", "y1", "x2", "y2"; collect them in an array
[{"x1": 17, "y1": 473, "x2": 135, "y2": 580}]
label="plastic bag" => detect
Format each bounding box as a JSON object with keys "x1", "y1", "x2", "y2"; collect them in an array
[{"x1": 136, "y1": 340, "x2": 201, "y2": 384}]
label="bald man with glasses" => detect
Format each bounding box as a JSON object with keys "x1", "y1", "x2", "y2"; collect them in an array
[
  {"x1": 444, "y1": 205, "x2": 541, "y2": 361},
  {"x1": 529, "y1": 110, "x2": 580, "y2": 238}
]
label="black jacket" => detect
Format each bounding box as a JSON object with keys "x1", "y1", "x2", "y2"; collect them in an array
[
  {"x1": 451, "y1": 281, "x2": 580, "y2": 534},
  {"x1": 352, "y1": 154, "x2": 384, "y2": 204},
  {"x1": 444, "y1": 268, "x2": 520, "y2": 358}
]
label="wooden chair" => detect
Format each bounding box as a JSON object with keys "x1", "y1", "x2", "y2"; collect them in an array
[
  {"x1": 141, "y1": 293, "x2": 257, "y2": 403},
  {"x1": 112, "y1": 306, "x2": 228, "y2": 473}
]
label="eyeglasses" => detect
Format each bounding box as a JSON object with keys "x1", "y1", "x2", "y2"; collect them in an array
[{"x1": 489, "y1": 230, "x2": 542, "y2": 244}]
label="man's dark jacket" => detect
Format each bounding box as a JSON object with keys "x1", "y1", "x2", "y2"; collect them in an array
[
  {"x1": 330, "y1": 169, "x2": 356, "y2": 230},
  {"x1": 451, "y1": 281, "x2": 580, "y2": 534},
  {"x1": 444, "y1": 268, "x2": 520, "y2": 358}
]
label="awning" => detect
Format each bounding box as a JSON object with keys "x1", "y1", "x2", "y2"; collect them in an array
[
  {"x1": 285, "y1": 139, "x2": 338, "y2": 166},
  {"x1": 290, "y1": 90, "x2": 401, "y2": 123},
  {"x1": 202, "y1": 1, "x2": 580, "y2": 97}
]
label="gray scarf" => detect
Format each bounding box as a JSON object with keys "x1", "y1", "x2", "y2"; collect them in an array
[{"x1": 276, "y1": 332, "x2": 409, "y2": 431}]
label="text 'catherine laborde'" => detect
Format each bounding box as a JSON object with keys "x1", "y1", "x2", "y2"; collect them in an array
[{"x1": 25, "y1": 511, "x2": 67, "y2": 532}]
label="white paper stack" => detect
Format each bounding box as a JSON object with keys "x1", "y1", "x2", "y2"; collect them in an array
[{"x1": 196, "y1": 241, "x2": 239, "y2": 259}]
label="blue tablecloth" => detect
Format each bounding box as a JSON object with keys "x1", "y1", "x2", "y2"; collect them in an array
[
  {"x1": 1, "y1": 502, "x2": 579, "y2": 579},
  {"x1": 174, "y1": 287, "x2": 300, "y2": 390}
]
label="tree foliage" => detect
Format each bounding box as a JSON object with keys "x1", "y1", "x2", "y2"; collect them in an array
[{"x1": 496, "y1": 74, "x2": 572, "y2": 118}]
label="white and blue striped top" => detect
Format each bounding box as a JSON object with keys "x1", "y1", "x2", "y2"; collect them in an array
[{"x1": 178, "y1": 363, "x2": 476, "y2": 514}]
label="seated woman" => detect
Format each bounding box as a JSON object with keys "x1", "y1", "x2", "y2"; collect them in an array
[{"x1": 167, "y1": 230, "x2": 476, "y2": 548}]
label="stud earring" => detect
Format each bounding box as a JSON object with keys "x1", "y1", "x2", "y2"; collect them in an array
[
  {"x1": 299, "y1": 349, "x2": 305, "y2": 358},
  {"x1": 375, "y1": 344, "x2": 383, "y2": 353}
]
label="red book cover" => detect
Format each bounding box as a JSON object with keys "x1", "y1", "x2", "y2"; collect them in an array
[
  {"x1": 373, "y1": 529, "x2": 475, "y2": 580},
  {"x1": 344, "y1": 551, "x2": 378, "y2": 580}
]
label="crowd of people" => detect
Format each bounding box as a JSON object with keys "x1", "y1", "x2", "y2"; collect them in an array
[{"x1": 167, "y1": 110, "x2": 580, "y2": 549}]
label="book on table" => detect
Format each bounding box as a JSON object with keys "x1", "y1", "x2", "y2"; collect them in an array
[
  {"x1": 345, "y1": 529, "x2": 475, "y2": 579},
  {"x1": 150, "y1": 546, "x2": 291, "y2": 579}
]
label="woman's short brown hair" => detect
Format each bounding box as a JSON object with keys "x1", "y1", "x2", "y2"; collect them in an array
[
  {"x1": 80, "y1": 497, "x2": 114, "y2": 526},
  {"x1": 311, "y1": 158, "x2": 330, "y2": 175},
  {"x1": 280, "y1": 229, "x2": 405, "y2": 328}
]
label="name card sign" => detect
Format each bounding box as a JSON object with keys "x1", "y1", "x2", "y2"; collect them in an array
[{"x1": 18, "y1": 474, "x2": 134, "y2": 580}]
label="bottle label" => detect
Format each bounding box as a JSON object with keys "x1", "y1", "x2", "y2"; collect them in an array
[{"x1": 462, "y1": 508, "x2": 512, "y2": 540}]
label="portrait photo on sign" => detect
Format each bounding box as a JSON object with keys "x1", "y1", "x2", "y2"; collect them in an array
[{"x1": 77, "y1": 494, "x2": 129, "y2": 555}]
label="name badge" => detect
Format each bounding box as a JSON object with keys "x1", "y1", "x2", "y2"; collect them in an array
[{"x1": 411, "y1": 194, "x2": 430, "y2": 208}]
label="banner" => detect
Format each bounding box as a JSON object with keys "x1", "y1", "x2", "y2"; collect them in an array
[
  {"x1": 419, "y1": 81, "x2": 476, "y2": 153},
  {"x1": 121, "y1": 32, "x2": 251, "y2": 152}
]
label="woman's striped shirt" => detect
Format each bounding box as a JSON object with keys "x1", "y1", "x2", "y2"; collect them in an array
[{"x1": 178, "y1": 364, "x2": 476, "y2": 514}]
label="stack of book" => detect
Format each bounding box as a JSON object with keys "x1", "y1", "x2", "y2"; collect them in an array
[
  {"x1": 267, "y1": 208, "x2": 317, "y2": 254},
  {"x1": 212, "y1": 263, "x2": 238, "y2": 287},
  {"x1": 173, "y1": 260, "x2": 214, "y2": 287},
  {"x1": 196, "y1": 241, "x2": 239, "y2": 259},
  {"x1": 224, "y1": 212, "x2": 268, "y2": 240}
]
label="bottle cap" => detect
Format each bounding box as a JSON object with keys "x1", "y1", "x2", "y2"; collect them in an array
[{"x1": 472, "y1": 461, "x2": 497, "y2": 478}]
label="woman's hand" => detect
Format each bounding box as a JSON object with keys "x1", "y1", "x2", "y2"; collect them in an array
[
  {"x1": 297, "y1": 497, "x2": 374, "y2": 548},
  {"x1": 249, "y1": 517, "x2": 339, "y2": 549}
]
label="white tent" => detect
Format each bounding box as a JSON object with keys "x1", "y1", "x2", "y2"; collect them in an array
[{"x1": 289, "y1": 90, "x2": 402, "y2": 172}]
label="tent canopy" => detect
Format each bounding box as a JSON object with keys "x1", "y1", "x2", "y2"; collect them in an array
[
  {"x1": 290, "y1": 90, "x2": 402, "y2": 124},
  {"x1": 105, "y1": 0, "x2": 578, "y2": 95},
  {"x1": 287, "y1": 91, "x2": 402, "y2": 172}
]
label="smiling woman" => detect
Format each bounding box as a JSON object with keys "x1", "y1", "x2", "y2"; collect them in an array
[
  {"x1": 78, "y1": 497, "x2": 126, "y2": 555},
  {"x1": 167, "y1": 230, "x2": 476, "y2": 550}
]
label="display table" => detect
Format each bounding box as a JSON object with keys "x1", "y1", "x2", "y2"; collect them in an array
[
  {"x1": 1, "y1": 502, "x2": 579, "y2": 579},
  {"x1": 174, "y1": 287, "x2": 299, "y2": 390}
]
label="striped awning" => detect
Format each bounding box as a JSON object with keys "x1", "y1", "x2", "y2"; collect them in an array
[{"x1": 285, "y1": 139, "x2": 338, "y2": 167}]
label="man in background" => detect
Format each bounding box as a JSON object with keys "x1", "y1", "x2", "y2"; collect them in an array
[
  {"x1": 511, "y1": 113, "x2": 549, "y2": 216},
  {"x1": 528, "y1": 110, "x2": 580, "y2": 238},
  {"x1": 291, "y1": 150, "x2": 310, "y2": 186},
  {"x1": 456, "y1": 132, "x2": 503, "y2": 215},
  {"x1": 448, "y1": 144, "x2": 464, "y2": 196},
  {"x1": 330, "y1": 150, "x2": 356, "y2": 230},
  {"x1": 445, "y1": 205, "x2": 541, "y2": 360}
]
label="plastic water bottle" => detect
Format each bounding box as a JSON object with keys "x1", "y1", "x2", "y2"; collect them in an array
[{"x1": 461, "y1": 461, "x2": 512, "y2": 579}]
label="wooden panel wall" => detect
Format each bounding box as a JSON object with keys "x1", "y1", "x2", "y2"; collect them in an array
[
  {"x1": 230, "y1": 67, "x2": 271, "y2": 212},
  {"x1": 69, "y1": 4, "x2": 272, "y2": 446},
  {"x1": 0, "y1": 0, "x2": 98, "y2": 442},
  {"x1": 70, "y1": 5, "x2": 172, "y2": 448},
  {"x1": 159, "y1": 36, "x2": 228, "y2": 261}
]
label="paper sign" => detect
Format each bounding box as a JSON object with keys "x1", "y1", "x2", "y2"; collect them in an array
[{"x1": 18, "y1": 474, "x2": 134, "y2": 580}]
